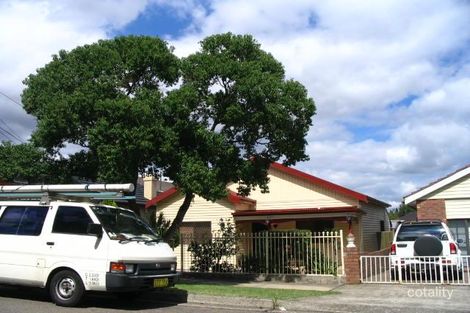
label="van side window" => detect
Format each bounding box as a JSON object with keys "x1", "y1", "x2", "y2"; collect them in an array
[
  {"x1": 52, "y1": 206, "x2": 93, "y2": 235},
  {"x1": 0, "y1": 206, "x2": 48, "y2": 236}
]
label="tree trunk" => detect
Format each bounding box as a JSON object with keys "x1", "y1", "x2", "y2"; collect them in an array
[{"x1": 162, "y1": 191, "x2": 194, "y2": 242}]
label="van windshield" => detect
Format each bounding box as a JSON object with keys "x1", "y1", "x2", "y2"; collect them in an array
[{"x1": 91, "y1": 206, "x2": 159, "y2": 242}]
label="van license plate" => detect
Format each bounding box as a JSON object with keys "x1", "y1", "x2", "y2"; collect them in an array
[{"x1": 153, "y1": 278, "x2": 168, "y2": 288}]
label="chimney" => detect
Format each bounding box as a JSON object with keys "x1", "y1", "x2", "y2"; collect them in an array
[{"x1": 143, "y1": 176, "x2": 157, "y2": 200}]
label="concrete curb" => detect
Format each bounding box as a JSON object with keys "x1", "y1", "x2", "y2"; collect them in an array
[
  {"x1": 150, "y1": 289, "x2": 275, "y2": 310},
  {"x1": 187, "y1": 294, "x2": 274, "y2": 310}
]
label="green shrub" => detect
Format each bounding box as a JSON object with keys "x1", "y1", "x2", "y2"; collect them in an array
[{"x1": 188, "y1": 219, "x2": 238, "y2": 272}]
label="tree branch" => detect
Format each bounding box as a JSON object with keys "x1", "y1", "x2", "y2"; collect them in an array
[{"x1": 162, "y1": 191, "x2": 194, "y2": 242}]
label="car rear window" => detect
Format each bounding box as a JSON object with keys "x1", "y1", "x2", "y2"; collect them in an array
[{"x1": 396, "y1": 224, "x2": 447, "y2": 242}]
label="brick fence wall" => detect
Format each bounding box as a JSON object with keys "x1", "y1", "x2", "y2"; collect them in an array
[{"x1": 344, "y1": 246, "x2": 361, "y2": 284}]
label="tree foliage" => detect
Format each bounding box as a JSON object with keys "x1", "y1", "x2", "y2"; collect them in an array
[
  {"x1": 388, "y1": 203, "x2": 416, "y2": 219},
  {"x1": 21, "y1": 33, "x2": 316, "y2": 241},
  {"x1": 22, "y1": 36, "x2": 179, "y2": 184},
  {"x1": 0, "y1": 142, "x2": 57, "y2": 183}
]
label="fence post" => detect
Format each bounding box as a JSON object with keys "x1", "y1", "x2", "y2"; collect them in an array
[
  {"x1": 340, "y1": 229, "x2": 345, "y2": 276},
  {"x1": 180, "y1": 233, "x2": 184, "y2": 273},
  {"x1": 344, "y1": 233, "x2": 361, "y2": 284},
  {"x1": 265, "y1": 232, "x2": 269, "y2": 275}
]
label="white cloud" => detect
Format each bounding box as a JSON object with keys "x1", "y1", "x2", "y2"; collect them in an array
[
  {"x1": 0, "y1": 0, "x2": 151, "y2": 142},
  {"x1": 166, "y1": 0, "x2": 470, "y2": 204}
]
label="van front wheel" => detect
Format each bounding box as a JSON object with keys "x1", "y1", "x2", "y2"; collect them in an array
[{"x1": 49, "y1": 270, "x2": 85, "y2": 307}]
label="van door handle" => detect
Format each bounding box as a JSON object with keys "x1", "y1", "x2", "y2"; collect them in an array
[{"x1": 46, "y1": 242, "x2": 55, "y2": 246}]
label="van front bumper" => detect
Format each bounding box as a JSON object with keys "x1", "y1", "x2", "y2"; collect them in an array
[{"x1": 106, "y1": 273, "x2": 179, "y2": 292}]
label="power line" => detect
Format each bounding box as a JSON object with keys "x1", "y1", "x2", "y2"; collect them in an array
[
  {"x1": 0, "y1": 118, "x2": 24, "y2": 142},
  {"x1": 0, "y1": 90, "x2": 27, "y2": 143},
  {"x1": 0, "y1": 90, "x2": 23, "y2": 107},
  {"x1": 0, "y1": 125, "x2": 25, "y2": 143}
]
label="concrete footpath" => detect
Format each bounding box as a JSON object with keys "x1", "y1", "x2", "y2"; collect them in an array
[{"x1": 156, "y1": 281, "x2": 470, "y2": 312}]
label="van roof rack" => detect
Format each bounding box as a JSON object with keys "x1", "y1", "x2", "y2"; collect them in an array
[{"x1": 0, "y1": 184, "x2": 135, "y2": 205}]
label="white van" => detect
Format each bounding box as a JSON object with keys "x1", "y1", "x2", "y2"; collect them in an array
[{"x1": 0, "y1": 184, "x2": 178, "y2": 306}]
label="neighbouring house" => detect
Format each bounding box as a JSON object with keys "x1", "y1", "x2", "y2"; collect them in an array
[
  {"x1": 390, "y1": 211, "x2": 418, "y2": 231},
  {"x1": 403, "y1": 164, "x2": 470, "y2": 255},
  {"x1": 146, "y1": 162, "x2": 390, "y2": 253}
]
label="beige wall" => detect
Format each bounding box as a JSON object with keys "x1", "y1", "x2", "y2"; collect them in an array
[
  {"x1": 334, "y1": 219, "x2": 362, "y2": 251},
  {"x1": 445, "y1": 199, "x2": 470, "y2": 219},
  {"x1": 427, "y1": 174, "x2": 470, "y2": 200},
  {"x1": 228, "y1": 168, "x2": 358, "y2": 210},
  {"x1": 157, "y1": 193, "x2": 234, "y2": 232}
]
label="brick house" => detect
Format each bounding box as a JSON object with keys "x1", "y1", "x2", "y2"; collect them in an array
[{"x1": 403, "y1": 164, "x2": 470, "y2": 255}]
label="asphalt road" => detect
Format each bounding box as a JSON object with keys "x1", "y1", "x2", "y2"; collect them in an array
[
  {"x1": 3, "y1": 284, "x2": 470, "y2": 313},
  {"x1": 0, "y1": 286, "x2": 269, "y2": 313}
]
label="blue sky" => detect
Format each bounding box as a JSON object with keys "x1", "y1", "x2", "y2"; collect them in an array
[
  {"x1": 1, "y1": 0, "x2": 469, "y2": 207},
  {"x1": 112, "y1": 4, "x2": 192, "y2": 38}
]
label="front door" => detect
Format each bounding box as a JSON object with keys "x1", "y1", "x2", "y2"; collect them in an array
[{"x1": 44, "y1": 205, "x2": 108, "y2": 289}]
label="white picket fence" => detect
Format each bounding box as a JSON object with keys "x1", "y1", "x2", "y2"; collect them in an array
[
  {"x1": 176, "y1": 230, "x2": 344, "y2": 276},
  {"x1": 361, "y1": 255, "x2": 470, "y2": 285}
]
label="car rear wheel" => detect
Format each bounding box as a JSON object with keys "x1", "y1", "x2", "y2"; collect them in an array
[{"x1": 49, "y1": 270, "x2": 85, "y2": 307}]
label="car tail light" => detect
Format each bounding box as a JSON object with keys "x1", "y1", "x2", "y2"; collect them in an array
[
  {"x1": 450, "y1": 242, "x2": 457, "y2": 254},
  {"x1": 390, "y1": 243, "x2": 396, "y2": 255}
]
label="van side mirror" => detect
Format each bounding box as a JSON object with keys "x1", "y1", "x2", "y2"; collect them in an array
[
  {"x1": 457, "y1": 238, "x2": 464, "y2": 244},
  {"x1": 87, "y1": 223, "x2": 103, "y2": 237}
]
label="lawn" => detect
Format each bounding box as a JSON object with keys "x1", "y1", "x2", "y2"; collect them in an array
[{"x1": 173, "y1": 282, "x2": 337, "y2": 300}]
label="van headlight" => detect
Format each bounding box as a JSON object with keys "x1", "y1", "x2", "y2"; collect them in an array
[{"x1": 171, "y1": 263, "x2": 176, "y2": 272}]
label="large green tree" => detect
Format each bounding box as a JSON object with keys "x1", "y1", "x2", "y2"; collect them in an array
[{"x1": 21, "y1": 33, "x2": 316, "y2": 241}]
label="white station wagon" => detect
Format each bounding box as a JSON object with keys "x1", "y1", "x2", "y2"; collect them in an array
[{"x1": 0, "y1": 184, "x2": 178, "y2": 306}]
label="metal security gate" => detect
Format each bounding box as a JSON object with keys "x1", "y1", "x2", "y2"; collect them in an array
[{"x1": 361, "y1": 255, "x2": 470, "y2": 285}]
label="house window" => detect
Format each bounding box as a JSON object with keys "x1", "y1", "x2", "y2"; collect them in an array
[
  {"x1": 380, "y1": 220, "x2": 385, "y2": 232},
  {"x1": 296, "y1": 220, "x2": 334, "y2": 232},
  {"x1": 180, "y1": 221, "x2": 211, "y2": 242}
]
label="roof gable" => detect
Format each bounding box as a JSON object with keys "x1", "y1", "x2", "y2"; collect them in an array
[
  {"x1": 404, "y1": 164, "x2": 470, "y2": 205},
  {"x1": 145, "y1": 162, "x2": 389, "y2": 209},
  {"x1": 270, "y1": 163, "x2": 388, "y2": 207}
]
